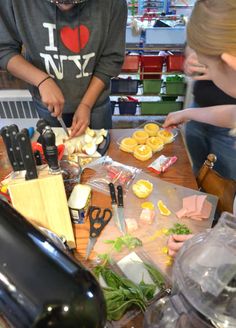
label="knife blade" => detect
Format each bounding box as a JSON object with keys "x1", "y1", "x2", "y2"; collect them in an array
[
  {"x1": 0, "y1": 126, "x2": 20, "y2": 172},
  {"x1": 57, "y1": 117, "x2": 70, "y2": 137},
  {"x1": 16, "y1": 130, "x2": 38, "y2": 180},
  {"x1": 108, "y1": 182, "x2": 123, "y2": 234},
  {"x1": 8, "y1": 124, "x2": 25, "y2": 171},
  {"x1": 117, "y1": 185, "x2": 126, "y2": 235}
]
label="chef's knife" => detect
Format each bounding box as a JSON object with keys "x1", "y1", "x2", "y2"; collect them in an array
[
  {"x1": 108, "y1": 182, "x2": 123, "y2": 234},
  {"x1": 117, "y1": 185, "x2": 126, "y2": 235},
  {"x1": 8, "y1": 124, "x2": 25, "y2": 171},
  {"x1": 41, "y1": 127, "x2": 60, "y2": 173},
  {"x1": 0, "y1": 126, "x2": 20, "y2": 172},
  {"x1": 57, "y1": 117, "x2": 70, "y2": 138},
  {"x1": 16, "y1": 130, "x2": 38, "y2": 181}
]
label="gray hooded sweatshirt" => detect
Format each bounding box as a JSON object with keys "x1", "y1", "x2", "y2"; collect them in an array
[{"x1": 0, "y1": 0, "x2": 127, "y2": 113}]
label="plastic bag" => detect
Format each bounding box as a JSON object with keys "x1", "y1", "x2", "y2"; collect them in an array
[{"x1": 85, "y1": 156, "x2": 141, "y2": 194}]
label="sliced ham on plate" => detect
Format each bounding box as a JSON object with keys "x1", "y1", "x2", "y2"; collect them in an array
[{"x1": 176, "y1": 195, "x2": 212, "y2": 220}]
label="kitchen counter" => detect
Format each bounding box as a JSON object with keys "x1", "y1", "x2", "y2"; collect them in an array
[{"x1": 0, "y1": 129, "x2": 215, "y2": 328}]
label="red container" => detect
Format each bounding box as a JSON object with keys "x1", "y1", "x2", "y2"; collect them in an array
[
  {"x1": 140, "y1": 55, "x2": 165, "y2": 80},
  {"x1": 166, "y1": 55, "x2": 185, "y2": 72},
  {"x1": 121, "y1": 55, "x2": 140, "y2": 73}
]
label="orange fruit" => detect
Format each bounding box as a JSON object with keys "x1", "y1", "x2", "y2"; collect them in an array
[
  {"x1": 157, "y1": 129, "x2": 174, "y2": 144},
  {"x1": 132, "y1": 130, "x2": 149, "y2": 144},
  {"x1": 141, "y1": 201, "x2": 155, "y2": 210},
  {"x1": 146, "y1": 137, "x2": 164, "y2": 152},
  {"x1": 119, "y1": 137, "x2": 138, "y2": 153},
  {"x1": 144, "y1": 123, "x2": 160, "y2": 136},
  {"x1": 132, "y1": 179, "x2": 153, "y2": 198},
  {"x1": 133, "y1": 144, "x2": 152, "y2": 161},
  {"x1": 157, "y1": 200, "x2": 171, "y2": 216}
]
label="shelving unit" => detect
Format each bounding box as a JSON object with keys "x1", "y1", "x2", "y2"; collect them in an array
[
  {"x1": 118, "y1": 0, "x2": 193, "y2": 119},
  {"x1": 110, "y1": 53, "x2": 186, "y2": 117}
]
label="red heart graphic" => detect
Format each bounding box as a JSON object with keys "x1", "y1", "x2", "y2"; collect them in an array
[{"x1": 60, "y1": 25, "x2": 90, "y2": 53}]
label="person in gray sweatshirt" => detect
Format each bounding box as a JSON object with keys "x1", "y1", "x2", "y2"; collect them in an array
[{"x1": 0, "y1": 0, "x2": 127, "y2": 137}]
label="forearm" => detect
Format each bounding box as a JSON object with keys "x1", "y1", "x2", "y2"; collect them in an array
[
  {"x1": 6, "y1": 54, "x2": 49, "y2": 87},
  {"x1": 79, "y1": 76, "x2": 105, "y2": 110},
  {"x1": 182, "y1": 105, "x2": 236, "y2": 128}
]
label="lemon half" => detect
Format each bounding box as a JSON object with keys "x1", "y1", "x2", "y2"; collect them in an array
[
  {"x1": 132, "y1": 179, "x2": 153, "y2": 198},
  {"x1": 144, "y1": 123, "x2": 160, "y2": 137}
]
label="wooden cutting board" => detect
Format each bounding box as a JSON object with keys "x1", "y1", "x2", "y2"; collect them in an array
[
  {"x1": 7, "y1": 167, "x2": 75, "y2": 249},
  {"x1": 93, "y1": 172, "x2": 218, "y2": 279}
]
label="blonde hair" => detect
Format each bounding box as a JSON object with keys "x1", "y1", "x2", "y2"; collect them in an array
[{"x1": 187, "y1": 0, "x2": 236, "y2": 56}]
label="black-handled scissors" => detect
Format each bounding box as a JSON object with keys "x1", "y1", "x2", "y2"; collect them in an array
[{"x1": 85, "y1": 206, "x2": 112, "y2": 260}]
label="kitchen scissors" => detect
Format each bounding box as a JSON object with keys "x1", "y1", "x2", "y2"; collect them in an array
[{"x1": 85, "y1": 206, "x2": 112, "y2": 260}]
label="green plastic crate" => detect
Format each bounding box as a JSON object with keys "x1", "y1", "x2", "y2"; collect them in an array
[
  {"x1": 141, "y1": 101, "x2": 183, "y2": 115},
  {"x1": 143, "y1": 79, "x2": 162, "y2": 94},
  {"x1": 165, "y1": 81, "x2": 186, "y2": 95}
]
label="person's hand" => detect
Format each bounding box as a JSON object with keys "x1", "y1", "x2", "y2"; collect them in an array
[
  {"x1": 167, "y1": 234, "x2": 194, "y2": 257},
  {"x1": 163, "y1": 110, "x2": 187, "y2": 129},
  {"x1": 184, "y1": 51, "x2": 210, "y2": 80},
  {"x1": 38, "y1": 78, "x2": 65, "y2": 117},
  {"x1": 70, "y1": 105, "x2": 91, "y2": 137}
]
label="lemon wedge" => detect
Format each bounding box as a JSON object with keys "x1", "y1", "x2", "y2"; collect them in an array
[
  {"x1": 157, "y1": 200, "x2": 171, "y2": 216},
  {"x1": 141, "y1": 201, "x2": 155, "y2": 210}
]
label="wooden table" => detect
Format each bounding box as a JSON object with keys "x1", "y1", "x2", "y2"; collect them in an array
[
  {"x1": 0, "y1": 129, "x2": 201, "y2": 328},
  {"x1": 73, "y1": 129, "x2": 198, "y2": 260}
]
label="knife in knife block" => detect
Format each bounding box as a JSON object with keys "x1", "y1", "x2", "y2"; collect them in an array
[{"x1": 7, "y1": 168, "x2": 76, "y2": 249}]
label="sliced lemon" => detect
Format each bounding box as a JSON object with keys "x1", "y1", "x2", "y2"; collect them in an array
[
  {"x1": 119, "y1": 137, "x2": 138, "y2": 153},
  {"x1": 144, "y1": 123, "x2": 160, "y2": 136},
  {"x1": 157, "y1": 200, "x2": 171, "y2": 216},
  {"x1": 157, "y1": 129, "x2": 174, "y2": 144},
  {"x1": 133, "y1": 144, "x2": 152, "y2": 161},
  {"x1": 132, "y1": 179, "x2": 153, "y2": 198},
  {"x1": 141, "y1": 201, "x2": 155, "y2": 210},
  {"x1": 132, "y1": 130, "x2": 149, "y2": 144},
  {"x1": 146, "y1": 137, "x2": 164, "y2": 152}
]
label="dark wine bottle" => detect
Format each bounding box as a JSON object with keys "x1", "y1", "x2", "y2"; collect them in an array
[{"x1": 0, "y1": 199, "x2": 106, "y2": 328}]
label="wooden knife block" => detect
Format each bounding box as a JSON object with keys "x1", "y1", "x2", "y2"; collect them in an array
[{"x1": 7, "y1": 168, "x2": 75, "y2": 249}]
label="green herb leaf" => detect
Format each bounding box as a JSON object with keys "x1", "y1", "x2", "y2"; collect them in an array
[
  {"x1": 144, "y1": 263, "x2": 165, "y2": 289},
  {"x1": 165, "y1": 223, "x2": 191, "y2": 236}
]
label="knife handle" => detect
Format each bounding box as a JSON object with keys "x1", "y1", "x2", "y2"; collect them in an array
[
  {"x1": 117, "y1": 185, "x2": 124, "y2": 207},
  {"x1": 0, "y1": 126, "x2": 19, "y2": 171},
  {"x1": 97, "y1": 132, "x2": 110, "y2": 156},
  {"x1": 34, "y1": 150, "x2": 43, "y2": 166},
  {"x1": 16, "y1": 131, "x2": 38, "y2": 180},
  {"x1": 36, "y1": 118, "x2": 50, "y2": 135},
  {"x1": 8, "y1": 124, "x2": 25, "y2": 171},
  {"x1": 42, "y1": 128, "x2": 60, "y2": 173},
  {"x1": 108, "y1": 183, "x2": 117, "y2": 205}
]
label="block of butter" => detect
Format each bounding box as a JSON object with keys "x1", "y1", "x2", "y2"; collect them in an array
[{"x1": 68, "y1": 184, "x2": 91, "y2": 224}]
